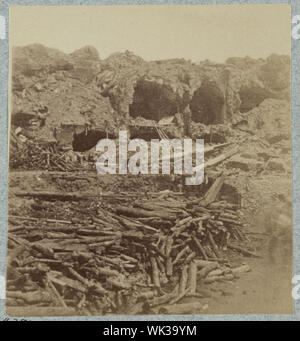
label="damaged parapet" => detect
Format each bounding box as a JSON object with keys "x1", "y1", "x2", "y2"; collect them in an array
[
  {"x1": 11, "y1": 44, "x2": 290, "y2": 146},
  {"x1": 95, "y1": 52, "x2": 290, "y2": 127}
]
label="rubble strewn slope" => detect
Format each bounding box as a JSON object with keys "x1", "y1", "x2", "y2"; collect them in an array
[{"x1": 11, "y1": 44, "x2": 290, "y2": 143}]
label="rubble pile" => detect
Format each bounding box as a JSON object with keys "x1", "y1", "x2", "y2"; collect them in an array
[
  {"x1": 6, "y1": 174, "x2": 256, "y2": 316},
  {"x1": 12, "y1": 44, "x2": 114, "y2": 141},
  {"x1": 11, "y1": 44, "x2": 290, "y2": 143}
]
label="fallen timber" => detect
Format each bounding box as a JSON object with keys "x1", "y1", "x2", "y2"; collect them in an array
[
  {"x1": 6, "y1": 175, "x2": 253, "y2": 316},
  {"x1": 13, "y1": 191, "x2": 135, "y2": 201}
]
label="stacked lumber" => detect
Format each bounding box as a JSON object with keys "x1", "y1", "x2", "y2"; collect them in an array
[
  {"x1": 10, "y1": 140, "x2": 81, "y2": 171},
  {"x1": 6, "y1": 176, "x2": 254, "y2": 316}
]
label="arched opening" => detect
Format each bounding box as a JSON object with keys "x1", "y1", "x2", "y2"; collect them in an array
[
  {"x1": 190, "y1": 82, "x2": 225, "y2": 124},
  {"x1": 129, "y1": 79, "x2": 189, "y2": 121},
  {"x1": 11, "y1": 112, "x2": 36, "y2": 127},
  {"x1": 72, "y1": 130, "x2": 114, "y2": 152}
]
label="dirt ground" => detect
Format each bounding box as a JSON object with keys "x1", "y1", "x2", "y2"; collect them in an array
[{"x1": 201, "y1": 257, "x2": 293, "y2": 315}]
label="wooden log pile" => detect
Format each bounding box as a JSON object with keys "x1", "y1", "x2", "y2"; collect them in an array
[
  {"x1": 9, "y1": 140, "x2": 81, "y2": 172},
  {"x1": 9, "y1": 138, "x2": 238, "y2": 173},
  {"x1": 6, "y1": 176, "x2": 255, "y2": 316}
]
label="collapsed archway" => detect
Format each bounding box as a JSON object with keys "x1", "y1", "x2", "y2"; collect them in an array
[
  {"x1": 11, "y1": 112, "x2": 37, "y2": 128},
  {"x1": 129, "y1": 79, "x2": 189, "y2": 121},
  {"x1": 72, "y1": 130, "x2": 113, "y2": 152},
  {"x1": 190, "y1": 82, "x2": 225, "y2": 124}
]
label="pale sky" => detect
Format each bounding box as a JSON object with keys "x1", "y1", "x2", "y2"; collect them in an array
[{"x1": 10, "y1": 4, "x2": 291, "y2": 63}]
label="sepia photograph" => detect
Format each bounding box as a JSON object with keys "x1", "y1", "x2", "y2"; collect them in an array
[{"x1": 6, "y1": 4, "x2": 293, "y2": 316}]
